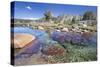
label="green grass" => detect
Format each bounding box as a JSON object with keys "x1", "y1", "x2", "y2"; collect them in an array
[
  {"x1": 63, "y1": 42, "x2": 97, "y2": 62},
  {"x1": 48, "y1": 42, "x2": 97, "y2": 63}
]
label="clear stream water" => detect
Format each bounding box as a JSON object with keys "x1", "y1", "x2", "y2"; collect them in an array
[
  {"x1": 11, "y1": 27, "x2": 97, "y2": 46},
  {"x1": 11, "y1": 27, "x2": 97, "y2": 58}
]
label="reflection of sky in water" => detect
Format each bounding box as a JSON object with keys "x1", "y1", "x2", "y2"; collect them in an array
[
  {"x1": 11, "y1": 27, "x2": 97, "y2": 46},
  {"x1": 11, "y1": 27, "x2": 57, "y2": 46},
  {"x1": 11, "y1": 27, "x2": 46, "y2": 37}
]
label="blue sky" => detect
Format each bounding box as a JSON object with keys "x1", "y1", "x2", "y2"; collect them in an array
[{"x1": 11, "y1": 1, "x2": 97, "y2": 19}]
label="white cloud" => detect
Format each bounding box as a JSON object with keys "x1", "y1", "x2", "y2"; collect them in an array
[
  {"x1": 29, "y1": 18, "x2": 39, "y2": 20},
  {"x1": 26, "y1": 6, "x2": 32, "y2": 10}
]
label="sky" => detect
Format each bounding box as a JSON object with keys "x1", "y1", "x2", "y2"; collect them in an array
[{"x1": 11, "y1": 1, "x2": 97, "y2": 19}]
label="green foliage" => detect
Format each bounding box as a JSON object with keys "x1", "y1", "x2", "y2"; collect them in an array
[
  {"x1": 72, "y1": 17, "x2": 76, "y2": 24},
  {"x1": 44, "y1": 10, "x2": 52, "y2": 22},
  {"x1": 49, "y1": 53, "x2": 68, "y2": 63},
  {"x1": 82, "y1": 11, "x2": 95, "y2": 20},
  {"x1": 62, "y1": 42, "x2": 97, "y2": 62}
]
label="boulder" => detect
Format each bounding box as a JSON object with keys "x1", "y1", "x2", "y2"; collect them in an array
[
  {"x1": 42, "y1": 45, "x2": 65, "y2": 56},
  {"x1": 38, "y1": 26, "x2": 44, "y2": 30},
  {"x1": 62, "y1": 28, "x2": 69, "y2": 32},
  {"x1": 11, "y1": 33, "x2": 36, "y2": 48}
]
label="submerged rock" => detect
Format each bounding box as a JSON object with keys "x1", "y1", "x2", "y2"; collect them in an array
[
  {"x1": 11, "y1": 33, "x2": 36, "y2": 48},
  {"x1": 15, "y1": 40, "x2": 42, "y2": 58},
  {"x1": 51, "y1": 31, "x2": 97, "y2": 46},
  {"x1": 42, "y1": 45, "x2": 65, "y2": 56}
]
